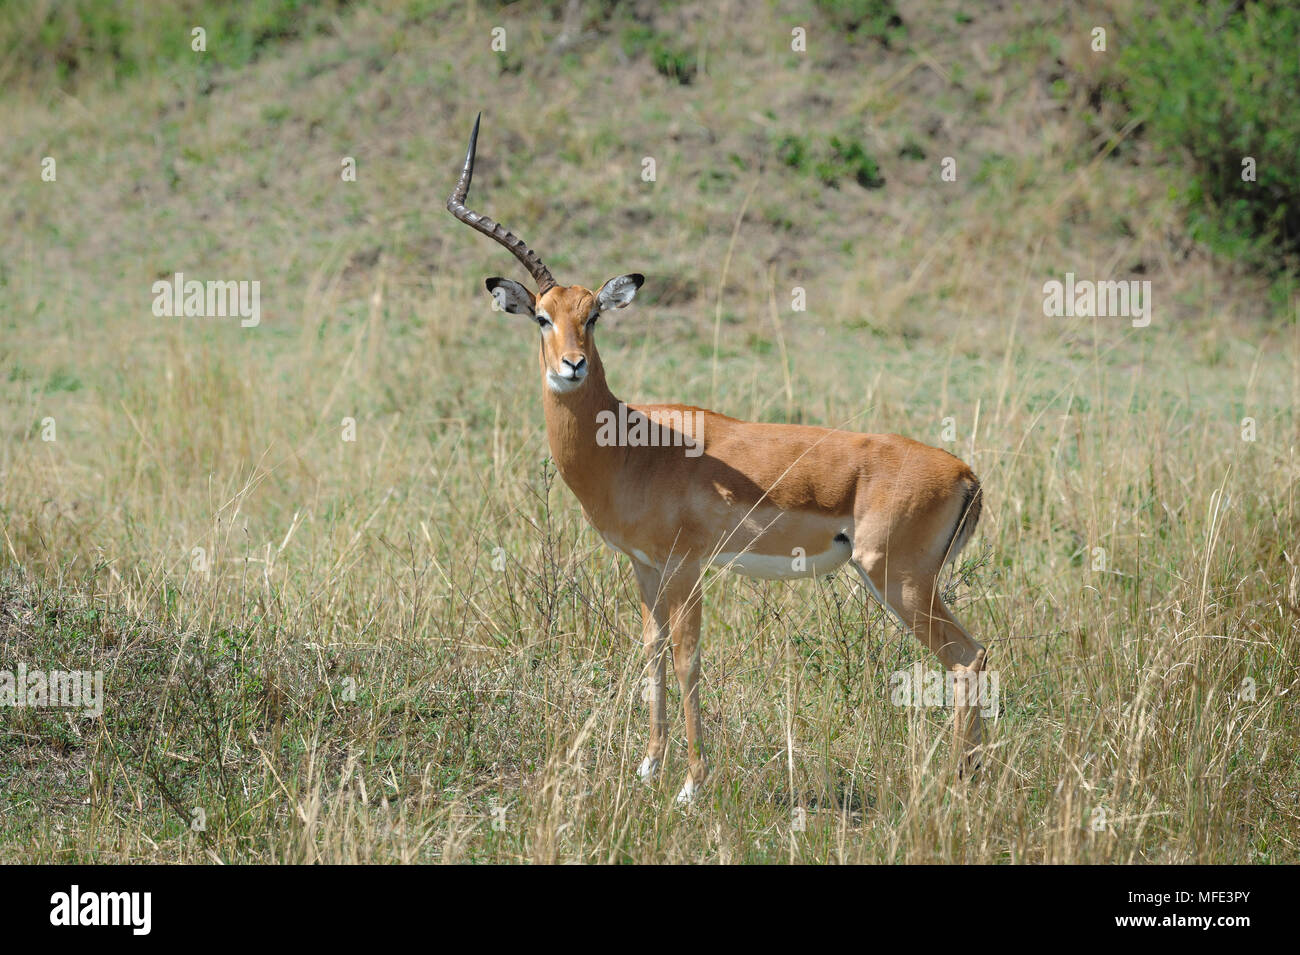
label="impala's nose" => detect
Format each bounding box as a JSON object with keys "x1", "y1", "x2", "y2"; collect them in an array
[{"x1": 559, "y1": 355, "x2": 587, "y2": 380}]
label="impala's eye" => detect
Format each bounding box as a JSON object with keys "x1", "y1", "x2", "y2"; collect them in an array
[
  {"x1": 536, "y1": 314, "x2": 552, "y2": 328},
  {"x1": 586, "y1": 313, "x2": 599, "y2": 328}
]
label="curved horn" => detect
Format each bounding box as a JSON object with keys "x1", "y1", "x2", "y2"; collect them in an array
[{"x1": 446, "y1": 113, "x2": 557, "y2": 295}]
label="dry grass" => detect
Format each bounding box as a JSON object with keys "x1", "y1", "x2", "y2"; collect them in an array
[{"x1": 0, "y1": 0, "x2": 1297, "y2": 863}]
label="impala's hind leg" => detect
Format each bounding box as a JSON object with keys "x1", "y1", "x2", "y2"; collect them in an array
[{"x1": 853, "y1": 553, "x2": 988, "y2": 776}]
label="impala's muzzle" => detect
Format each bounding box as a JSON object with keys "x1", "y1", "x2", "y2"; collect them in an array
[{"x1": 558, "y1": 354, "x2": 587, "y2": 381}]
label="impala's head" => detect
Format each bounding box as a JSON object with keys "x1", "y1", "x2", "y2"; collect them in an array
[
  {"x1": 484, "y1": 274, "x2": 642, "y2": 393},
  {"x1": 446, "y1": 114, "x2": 643, "y2": 394}
]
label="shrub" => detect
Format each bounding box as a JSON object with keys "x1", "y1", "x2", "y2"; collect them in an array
[
  {"x1": 776, "y1": 133, "x2": 811, "y2": 172},
  {"x1": 1117, "y1": 0, "x2": 1300, "y2": 273},
  {"x1": 620, "y1": 23, "x2": 696, "y2": 85},
  {"x1": 822, "y1": 135, "x2": 885, "y2": 189},
  {"x1": 775, "y1": 132, "x2": 884, "y2": 189},
  {"x1": 812, "y1": 0, "x2": 905, "y2": 48}
]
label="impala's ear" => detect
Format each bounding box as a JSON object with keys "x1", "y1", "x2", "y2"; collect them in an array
[
  {"x1": 595, "y1": 273, "x2": 644, "y2": 312},
  {"x1": 485, "y1": 277, "x2": 535, "y2": 316}
]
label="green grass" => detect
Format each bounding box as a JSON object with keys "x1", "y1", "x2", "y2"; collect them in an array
[
  {"x1": 0, "y1": 0, "x2": 1297, "y2": 863},
  {"x1": 0, "y1": 0, "x2": 352, "y2": 92}
]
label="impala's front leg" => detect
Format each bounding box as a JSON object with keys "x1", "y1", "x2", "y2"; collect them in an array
[
  {"x1": 633, "y1": 563, "x2": 670, "y2": 781},
  {"x1": 667, "y1": 565, "x2": 707, "y2": 804}
]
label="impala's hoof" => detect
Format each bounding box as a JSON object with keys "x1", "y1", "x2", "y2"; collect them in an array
[
  {"x1": 637, "y1": 756, "x2": 660, "y2": 781},
  {"x1": 674, "y1": 778, "x2": 699, "y2": 806}
]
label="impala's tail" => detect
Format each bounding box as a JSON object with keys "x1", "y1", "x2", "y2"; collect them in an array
[{"x1": 943, "y1": 475, "x2": 983, "y2": 567}]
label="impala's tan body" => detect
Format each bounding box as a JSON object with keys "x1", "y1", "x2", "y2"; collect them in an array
[
  {"x1": 543, "y1": 349, "x2": 977, "y2": 579},
  {"x1": 448, "y1": 117, "x2": 989, "y2": 802}
]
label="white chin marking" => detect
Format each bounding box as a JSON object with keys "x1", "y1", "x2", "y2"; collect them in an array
[
  {"x1": 637, "y1": 757, "x2": 660, "y2": 780},
  {"x1": 546, "y1": 370, "x2": 585, "y2": 393},
  {"x1": 675, "y1": 779, "x2": 699, "y2": 805}
]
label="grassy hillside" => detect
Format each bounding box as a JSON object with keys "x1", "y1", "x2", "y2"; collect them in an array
[{"x1": 1, "y1": 0, "x2": 1296, "y2": 863}]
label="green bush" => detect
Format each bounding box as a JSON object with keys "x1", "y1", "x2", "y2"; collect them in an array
[
  {"x1": 813, "y1": 0, "x2": 905, "y2": 48},
  {"x1": 620, "y1": 23, "x2": 696, "y2": 85},
  {"x1": 1118, "y1": 0, "x2": 1300, "y2": 273},
  {"x1": 820, "y1": 135, "x2": 884, "y2": 189},
  {"x1": 776, "y1": 133, "x2": 810, "y2": 171},
  {"x1": 775, "y1": 132, "x2": 884, "y2": 190}
]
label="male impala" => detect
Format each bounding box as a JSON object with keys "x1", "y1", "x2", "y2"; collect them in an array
[{"x1": 447, "y1": 115, "x2": 989, "y2": 803}]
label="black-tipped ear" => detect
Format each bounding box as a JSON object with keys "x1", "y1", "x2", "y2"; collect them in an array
[
  {"x1": 596, "y1": 273, "x2": 644, "y2": 312},
  {"x1": 485, "y1": 277, "x2": 536, "y2": 316}
]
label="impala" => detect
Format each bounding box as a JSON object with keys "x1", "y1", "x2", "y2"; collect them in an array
[{"x1": 447, "y1": 115, "x2": 989, "y2": 803}]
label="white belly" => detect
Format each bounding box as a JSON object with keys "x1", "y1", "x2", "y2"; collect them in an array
[{"x1": 708, "y1": 540, "x2": 851, "y2": 580}]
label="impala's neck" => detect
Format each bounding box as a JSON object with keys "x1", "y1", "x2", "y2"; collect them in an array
[{"x1": 540, "y1": 343, "x2": 622, "y2": 507}]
